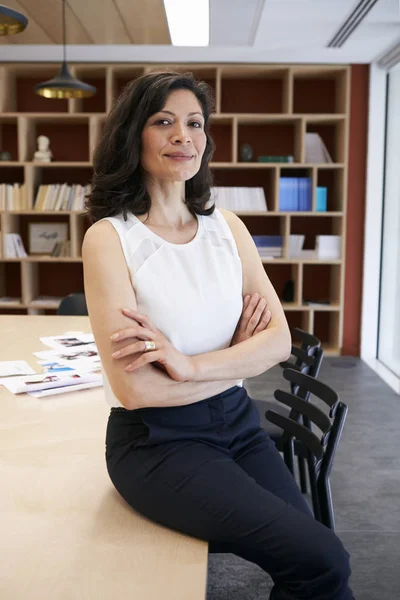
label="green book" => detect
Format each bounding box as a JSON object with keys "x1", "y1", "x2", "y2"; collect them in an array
[{"x1": 257, "y1": 155, "x2": 294, "y2": 163}]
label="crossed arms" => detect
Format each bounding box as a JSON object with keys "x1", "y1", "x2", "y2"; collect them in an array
[{"x1": 82, "y1": 210, "x2": 291, "y2": 410}]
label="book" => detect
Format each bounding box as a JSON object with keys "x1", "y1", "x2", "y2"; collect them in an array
[
  {"x1": 316, "y1": 186, "x2": 327, "y2": 211},
  {"x1": 305, "y1": 133, "x2": 333, "y2": 163},
  {"x1": 316, "y1": 235, "x2": 341, "y2": 259},
  {"x1": 279, "y1": 178, "x2": 312, "y2": 211},
  {"x1": 257, "y1": 155, "x2": 294, "y2": 163}
]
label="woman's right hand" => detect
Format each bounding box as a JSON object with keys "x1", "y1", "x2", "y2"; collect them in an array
[{"x1": 230, "y1": 293, "x2": 271, "y2": 346}]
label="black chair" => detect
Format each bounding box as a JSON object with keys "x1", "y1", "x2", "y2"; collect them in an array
[
  {"x1": 266, "y1": 368, "x2": 348, "y2": 530},
  {"x1": 57, "y1": 293, "x2": 88, "y2": 316},
  {"x1": 253, "y1": 328, "x2": 323, "y2": 493}
]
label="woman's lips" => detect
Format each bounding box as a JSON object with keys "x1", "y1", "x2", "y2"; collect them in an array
[{"x1": 164, "y1": 154, "x2": 194, "y2": 161}]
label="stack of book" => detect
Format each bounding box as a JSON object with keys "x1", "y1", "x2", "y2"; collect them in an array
[
  {"x1": 51, "y1": 241, "x2": 71, "y2": 257},
  {"x1": 4, "y1": 233, "x2": 27, "y2": 258},
  {"x1": 211, "y1": 187, "x2": 268, "y2": 211},
  {"x1": 252, "y1": 235, "x2": 283, "y2": 259},
  {"x1": 0, "y1": 183, "x2": 27, "y2": 210},
  {"x1": 34, "y1": 183, "x2": 91, "y2": 211},
  {"x1": 279, "y1": 177, "x2": 312, "y2": 211}
]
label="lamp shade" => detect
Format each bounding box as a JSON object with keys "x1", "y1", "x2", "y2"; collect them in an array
[
  {"x1": 34, "y1": 61, "x2": 97, "y2": 99},
  {"x1": 0, "y1": 4, "x2": 28, "y2": 35}
]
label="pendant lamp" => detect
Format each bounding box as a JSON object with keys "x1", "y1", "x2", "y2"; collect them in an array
[
  {"x1": 0, "y1": 4, "x2": 28, "y2": 35},
  {"x1": 34, "y1": 0, "x2": 96, "y2": 99}
]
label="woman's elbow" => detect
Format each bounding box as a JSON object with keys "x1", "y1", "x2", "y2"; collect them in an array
[{"x1": 279, "y1": 330, "x2": 292, "y2": 362}]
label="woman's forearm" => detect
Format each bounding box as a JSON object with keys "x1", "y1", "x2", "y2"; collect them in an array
[
  {"x1": 191, "y1": 326, "x2": 291, "y2": 382},
  {"x1": 123, "y1": 362, "x2": 240, "y2": 409}
]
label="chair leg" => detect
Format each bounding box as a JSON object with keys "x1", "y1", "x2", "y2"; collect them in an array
[
  {"x1": 283, "y1": 438, "x2": 295, "y2": 477},
  {"x1": 318, "y1": 476, "x2": 335, "y2": 531},
  {"x1": 308, "y1": 455, "x2": 322, "y2": 523},
  {"x1": 298, "y1": 454, "x2": 308, "y2": 494}
]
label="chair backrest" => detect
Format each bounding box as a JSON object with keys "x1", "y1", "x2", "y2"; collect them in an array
[
  {"x1": 281, "y1": 344, "x2": 324, "y2": 400},
  {"x1": 284, "y1": 328, "x2": 321, "y2": 368},
  {"x1": 57, "y1": 293, "x2": 88, "y2": 316},
  {"x1": 266, "y1": 368, "x2": 348, "y2": 480}
]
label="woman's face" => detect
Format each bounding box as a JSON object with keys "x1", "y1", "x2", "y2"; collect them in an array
[{"x1": 141, "y1": 89, "x2": 207, "y2": 182}]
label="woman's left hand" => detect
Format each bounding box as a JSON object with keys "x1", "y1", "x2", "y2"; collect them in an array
[{"x1": 110, "y1": 308, "x2": 196, "y2": 382}]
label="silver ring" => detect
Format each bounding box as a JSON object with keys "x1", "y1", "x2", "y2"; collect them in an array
[{"x1": 144, "y1": 340, "x2": 156, "y2": 352}]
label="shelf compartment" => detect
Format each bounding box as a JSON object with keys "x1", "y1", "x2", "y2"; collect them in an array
[
  {"x1": 26, "y1": 117, "x2": 90, "y2": 163},
  {"x1": 279, "y1": 167, "x2": 314, "y2": 213},
  {"x1": 209, "y1": 117, "x2": 234, "y2": 162},
  {"x1": 0, "y1": 261, "x2": 22, "y2": 303},
  {"x1": 166, "y1": 66, "x2": 218, "y2": 109},
  {"x1": 73, "y1": 213, "x2": 91, "y2": 257},
  {"x1": 0, "y1": 117, "x2": 18, "y2": 161},
  {"x1": 305, "y1": 117, "x2": 346, "y2": 164},
  {"x1": 0, "y1": 166, "x2": 26, "y2": 210},
  {"x1": 285, "y1": 310, "x2": 312, "y2": 345},
  {"x1": 211, "y1": 167, "x2": 276, "y2": 212},
  {"x1": 293, "y1": 68, "x2": 348, "y2": 114},
  {"x1": 112, "y1": 67, "x2": 146, "y2": 104},
  {"x1": 8, "y1": 214, "x2": 71, "y2": 258},
  {"x1": 220, "y1": 67, "x2": 289, "y2": 114},
  {"x1": 237, "y1": 118, "x2": 302, "y2": 163},
  {"x1": 312, "y1": 310, "x2": 340, "y2": 351},
  {"x1": 5, "y1": 67, "x2": 70, "y2": 113},
  {"x1": 316, "y1": 167, "x2": 346, "y2": 212},
  {"x1": 302, "y1": 264, "x2": 341, "y2": 306},
  {"x1": 69, "y1": 67, "x2": 107, "y2": 113},
  {"x1": 32, "y1": 166, "x2": 93, "y2": 211},
  {"x1": 0, "y1": 166, "x2": 24, "y2": 184},
  {"x1": 263, "y1": 263, "x2": 300, "y2": 304},
  {"x1": 22, "y1": 261, "x2": 84, "y2": 305},
  {"x1": 290, "y1": 215, "x2": 343, "y2": 256}
]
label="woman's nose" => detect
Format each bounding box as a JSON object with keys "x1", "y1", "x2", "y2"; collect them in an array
[{"x1": 171, "y1": 122, "x2": 191, "y2": 144}]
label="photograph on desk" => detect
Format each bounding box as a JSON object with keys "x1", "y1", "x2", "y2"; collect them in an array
[
  {"x1": 34, "y1": 344, "x2": 100, "y2": 371},
  {"x1": 39, "y1": 333, "x2": 96, "y2": 351},
  {"x1": 1, "y1": 370, "x2": 102, "y2": 395}
]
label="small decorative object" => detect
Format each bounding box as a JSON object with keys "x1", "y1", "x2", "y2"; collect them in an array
[
  {"x1": 0, "y1": 150, "x2": 11, "y2": 161},
  {"x1": 33, "y1": 135, "x2": 53, "y2": 163},
  {"x1": 282, "y1": 279, "x2": 295, "y2": 303},
  {"x1": 28, "y1": 222, "x2": 68, "y2": 255},
  {"x1": 239, "y1": 143, "x2": 253, "y2": 162}
]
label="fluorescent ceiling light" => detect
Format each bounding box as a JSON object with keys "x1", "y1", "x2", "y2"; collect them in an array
[{"x1": 163, "y1": 0, "x2": 209, "y2": 46}]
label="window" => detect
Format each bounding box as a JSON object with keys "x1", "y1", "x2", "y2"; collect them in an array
[{"x1": 377, "y1": 68, "x2": 400, "y2": 377}]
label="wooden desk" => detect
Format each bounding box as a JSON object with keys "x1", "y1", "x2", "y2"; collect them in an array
[{"x1": 0, "y1": 316, "x2": 208, "y2": 600}]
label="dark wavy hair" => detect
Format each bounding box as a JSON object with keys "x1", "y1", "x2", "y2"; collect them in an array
[{"x1": 85, "y1": 70, "x2": 217, "y2": 224}]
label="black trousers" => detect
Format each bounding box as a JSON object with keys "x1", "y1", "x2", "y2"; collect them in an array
[{"x1": 105, "y1": 385, "x2": 354, "y2": 600}]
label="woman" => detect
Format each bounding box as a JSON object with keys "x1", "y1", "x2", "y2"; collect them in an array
[{"x1": 82, "y1": 70, "x2": 354, "y2": 599}]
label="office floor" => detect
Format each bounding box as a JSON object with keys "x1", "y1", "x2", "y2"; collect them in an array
[{"x1": 207, "y1": 357, "x2": 400, "y2": 600}]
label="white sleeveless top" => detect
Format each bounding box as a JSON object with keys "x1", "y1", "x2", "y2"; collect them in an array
[{"x1": 98, "y1": 208, "x2": 244, "y2": 408}]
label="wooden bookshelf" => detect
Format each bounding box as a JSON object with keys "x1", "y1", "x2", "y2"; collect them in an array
[{"x1": 0, "y1": 63, "x2": 350, "y2": 355}]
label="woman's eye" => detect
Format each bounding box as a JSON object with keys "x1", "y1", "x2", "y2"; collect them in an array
[
  {"x1": 155, "y1": 119, "x2": 171, "y2": 126},
  {"x1": 190, "y1": 121, "x2": 203, "y2": 128}
]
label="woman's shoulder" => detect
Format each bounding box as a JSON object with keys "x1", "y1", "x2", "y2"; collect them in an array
[{"x1": 215, "y1": 208, "x2": 244, "y2": 239}]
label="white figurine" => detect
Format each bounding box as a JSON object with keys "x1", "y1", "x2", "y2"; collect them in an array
[{"x1": 33, "y1": 135, "x2": 53, "y2": 163}]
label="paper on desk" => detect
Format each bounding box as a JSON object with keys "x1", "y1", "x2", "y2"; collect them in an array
[
  {"x1": 27, "y1": 379, "x2": 103, "y2": 398},
  {"x1": 38, "y1": 360, "x2": 75, "y2": 373},
  {"x1": 1, "y1": 371, "x2": 102, "y2": 394},
  {"x1": 0, "y1": 361, "x2": 36, "y2": 377},
  {"x1": 34, "y1": 344, "x2": 100, "y2": 370},
  {"x1": 40, "y1": 333, "x2": 95, "y2": 351}
]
